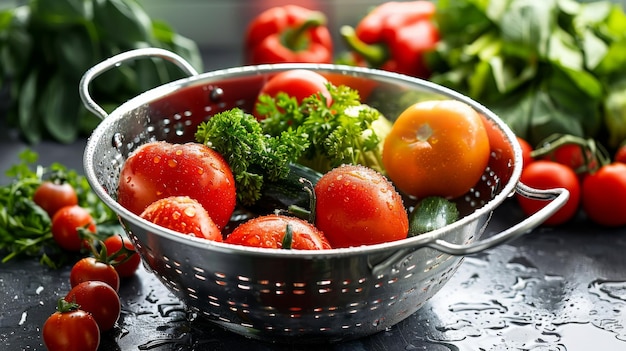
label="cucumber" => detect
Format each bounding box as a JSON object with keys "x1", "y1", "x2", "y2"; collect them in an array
[
  {"x1": 249, "y1": 163, "x2": 322, "y2": 215},
  {"x1": 408, "y1": 196, "x2": 459, "y2": 237}
]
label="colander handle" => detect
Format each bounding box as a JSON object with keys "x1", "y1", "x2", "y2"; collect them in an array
[
  {"x1": 424, "y1": 183, "x2": 570, "y2": 255},
  {"x1": 79, "y1": 48, "x2": 199, "y2": 120}
]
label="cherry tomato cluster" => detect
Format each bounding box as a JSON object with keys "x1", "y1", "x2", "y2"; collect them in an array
[
  {"x1": 516, "y1": 135, "x2": 626, "y2": 227},
  {"x1": 32, "y1": 180, "x2": 141, "y2": 350}
]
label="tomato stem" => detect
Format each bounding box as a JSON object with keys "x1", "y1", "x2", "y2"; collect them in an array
[{"x1": 530, "y1": 133, "x2": 611, "y2": 174}]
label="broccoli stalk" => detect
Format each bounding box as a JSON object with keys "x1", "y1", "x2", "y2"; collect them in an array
[{"x1": 195, "y1": 108, "x2": 309, "y2": 206}]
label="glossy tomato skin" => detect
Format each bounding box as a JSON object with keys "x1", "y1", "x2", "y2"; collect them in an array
[
  {"x1": 581, "y1": 163, "x2": 626, "y2": 227},
  {"x1": 516, "y1": 160, "x2": 581, "y2": 226},
  {"x1": 64, "y1": 281, "x2": 120, "y2": 331},
  {"x1": 253, "y1": 69, "x2": 332, "y2": 119},
  {"x1": 517, "y1": 137, "x2": 534, "y2": 169},
  {"x1": 117, "y1": 142, "x2": 236, "y2": 229},
  {"x1": 314, "y1": 164, "x2": 408, "y2": 248},
  {"x1": 140, "y1": 196, "x2": 223, "y2": 242},
  {"x1": 226, "y1": 214, "x2": 331, "y2": 250},
  {"x1": 103, "y1": 235, "x2": 141, "y2": 278},
  {"x1": 33, "y1": 181, "x2": 78, "y2": 218},
  {"x1": 42, "y1": 309, "x2": 100, "y2": 351},
  {"x1": 382, "y1": 100, "x2": 490, "y2": 199},
  {"x1": 70, "y1": 257, "x2": 120, "y2": 292},
  {"x1": 51, "y1": 205, "x2": 96, "y2": 251}
]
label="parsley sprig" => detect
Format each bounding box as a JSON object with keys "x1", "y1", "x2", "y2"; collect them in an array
[{"x1": 0, "y1": 150, "x2": 119, "y2": 268}]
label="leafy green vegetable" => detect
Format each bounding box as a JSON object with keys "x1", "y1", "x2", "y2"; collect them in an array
[
  {"x1": 427, "y1": 0, "x2": 626, "y2": 149},
  {"x1": 194, "y1": 108, "x2": 309, "y2": 206},
  {"x1": 0, "y1": 149, "x2": 119, "y2": 268},
  {"x1": 0, "y1": 0, "x2": 203, "y2": 144},
  {"x1": 256, "y1": 83, "x2": 391, "y2": 173}
]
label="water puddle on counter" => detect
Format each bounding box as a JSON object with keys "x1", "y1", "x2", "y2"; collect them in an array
[{"x1": 414, "y1": 245, "x2": 626, "y2": 350}]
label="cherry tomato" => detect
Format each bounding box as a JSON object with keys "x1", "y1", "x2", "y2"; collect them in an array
[
  {"x1": 51, "y1": 205, "x2": 96, "y2": 252},
  {"x1": 65, "y1": 281, "x2": 120, "y2": 331},
  {"x1": 516, "y1": 160, "x2": 581, "y2": 226},
  {"x1": 70, "y1": 256, "x2": 120, "y2": 292},
  {"x1": 382, "y1": 100, "x2": 491, "y2": 199},
  {"x1": 253, "y1": 69, "x2": 332, "y2": 119},
  {"x1": 581, "y1": 162, "x2": 626, "y2": 227},
  {"x1": 103, "y1": 235, "x2": 141, "y2": 278},
  {"x1": 140, "y1": 196, "x2": 223, "y2": 242},
  {"x1": 542, "y1": 143, "x2": 597, "y2": 175},
  {"x1": 117, "y1": 141, "x2": 236, "y2": 229},
  {"x1": 314, "y1": 164, "x2": 408, "y2": 248},
  {"x1": 615, "y1": 143, "x2": 626, "y2": 164},
  {"x1": 33, "y1": 181, "x2": 78, "y2": 218},
  {"x1": 226, "y1": 214, "x2": 331, "y2": 250},
  {"x1": 517, "y1": 136, "x2": 534, "y2": 169},
  {"x1": 42, "y1": 304, "x2": 100, "y2": 351}
]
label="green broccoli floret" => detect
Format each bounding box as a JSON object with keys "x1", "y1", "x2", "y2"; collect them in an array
[{"x1": 195, "y1": 108, "x2": 309, "y2": 206}]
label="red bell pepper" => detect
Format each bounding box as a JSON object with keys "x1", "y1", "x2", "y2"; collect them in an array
[
  {"x1": 244, "y1": 5, "x2": 333, "y2": 65},
  {"x1": 340, "y1": 1, "x2": 439, "y2": 78}
]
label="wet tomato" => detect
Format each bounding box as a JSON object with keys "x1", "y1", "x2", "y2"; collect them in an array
[
  {"x1": 33, "y1": 181, "x2": 78, "y2": 218},
  {"x1": 42, "y1": 302, "x2": 100, "y2": 351},
  {"x1": 314, "y1": 164, "x2": 408, "y2": 248},
  {"x1": 253, "y1": 69, "x2": 332, "y2": 119},
  {"x1": 64, "y1": 281, "x2": 120, "y2": 331},
  {"x1": 226, "y1": 214, "x2": 331, "y2": 249},
  {"x1": 103, "y1": 235, "x2": 141, "y2": 278},
  {"x1": 117, "y1": 141, "x2": 236, "y2": 229},
  {"x1": 382, "y1": 99, "x2": 490, "y2": 199},
  {"x1": 140, "y1": 196, "x2": 223, "y2": 242},
  {"x1": 70, "y1": 256, "x2": 120, "y2": 292},
  {"x1": 516, "y1": 160, "x2": 581, "y2": 226},
  {"x1": 581, "y1": 162, "x2": 626, "y2": 227},
  {"x1": 51, "y1": 205, "x2": 96, "y2": 252}
]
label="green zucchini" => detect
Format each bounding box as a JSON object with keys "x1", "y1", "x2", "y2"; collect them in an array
[
  {"x1": 249, "y1": 163, "x2": 322, "y2": 215},
  {"x1": 408, "y1": 196, "x2": 459, "y2": 237}
]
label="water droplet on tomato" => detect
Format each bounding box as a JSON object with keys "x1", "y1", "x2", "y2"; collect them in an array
[
  {"x1": 153, "y1": 156, "x2": 161, "y2": 164},
  {"x1": 183, "y1": 206, "x2": 197, "y2": 218},
  {"x1": 197, "y1": 167, "x2": 204, "y2": 175},
  {"x1": 175, "y1": 149, "x2": 183, "y2": 156},
  {"x1": 168, "y1": 159, "x2": 178, "y2": 168}
]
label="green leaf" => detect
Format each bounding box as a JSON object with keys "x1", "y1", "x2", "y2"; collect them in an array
[
  {"x1": 39, "y1": 73, "x2": 80, "y2": 143},
  {"x1": 499, "y1": 0, "x2": 557, "y2": 57},
  {"x1": 93, "y1": 0, "x2": 152, "y2": 45},
  {"x1": 30, "y1": 0, "x2": 93, "y2": 27},
  {"x1": 18, "y1": 70, "x2": 41, "y2": 144}
]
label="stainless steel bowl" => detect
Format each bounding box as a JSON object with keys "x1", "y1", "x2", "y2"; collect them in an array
[{"x1": 80, "y1": 48, "x2": 568, "y2": 343}]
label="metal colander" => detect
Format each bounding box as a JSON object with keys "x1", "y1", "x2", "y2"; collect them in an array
[{"x1": 80, "y1": 48, "x2": 568, "y2": 343}]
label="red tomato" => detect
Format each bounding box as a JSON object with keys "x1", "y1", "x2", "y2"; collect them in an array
[
  {"x1": 226, "y1": 214, "x2": 331, "y2": 250},
  {"x1": 382, "y1": 100, "x2": 491, "y2": 199},
  {"x1": 42, "y1": 307, "x2": 100, "y2": 351},
  {"x1": 70, "y1": 257, "x2": 120, "y2": 292},
  {"x1": 516, "y1": 160, "x2": 581, "y2": 226},
  {"x1": 51, "y1": 205, "x2": 96, "y2": 252},
  {"x1": 314, "y1": 164, "x2": 408, "y2": 248},
  {"x1": 140, "y1": 196, "x2": 223, "y2": 242},
  {"x1": 103, "y1": 235, "x2": 141, "y2": 278},
  {"x1": 517, "y1": 136, "x2": 534, "y2": 169},
  {"x1": 253, "y1": 69, "x2": 332, "y2": 119},
  {"x1": 33, "y1": 181, "x2": 78, "y2": 218},
  {"x1": 581, "y1": 162, "x2": 626, "y2": 227},
  {"x1": 64, "y1": 281, "x2": 120, "y2": 331},
  {"x1": 615, "y1": 143, "x2": 626, "y2": 164},
  {"x1": 117, "y1": 141, "x2": 236, "y2": 229}
]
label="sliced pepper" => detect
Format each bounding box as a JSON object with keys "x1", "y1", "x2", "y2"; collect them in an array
[
  {"x1": 244, "y1": 5, "x2": 333, "y2": 65},
  {"x1": 340, "y1": 1, "x2": 439, "y2": 78}
]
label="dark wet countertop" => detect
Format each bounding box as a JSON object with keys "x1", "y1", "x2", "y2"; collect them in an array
[{"x1": 2, "y1": 136, "x2": 626, "y2": 351}]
